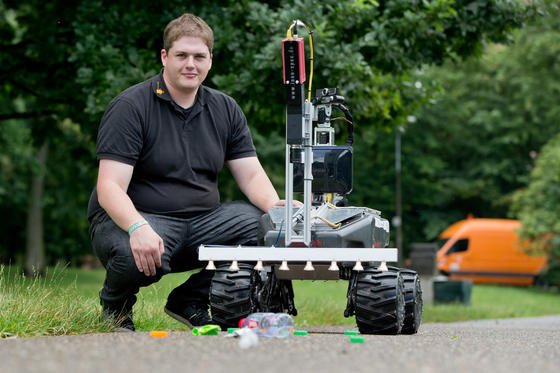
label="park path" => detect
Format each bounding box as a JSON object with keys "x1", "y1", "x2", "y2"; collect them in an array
[{"x1": 2, "y1": 315, "x2": 560, "y2": 373}]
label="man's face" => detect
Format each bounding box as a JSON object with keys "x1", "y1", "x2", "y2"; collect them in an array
[{"x1": 161, "y1": 36, "x2": 212, "y2": 94}]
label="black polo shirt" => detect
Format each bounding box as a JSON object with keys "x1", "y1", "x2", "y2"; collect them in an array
[{"x1": 87, "y1": 73, "x2": 256, "y2": 220}]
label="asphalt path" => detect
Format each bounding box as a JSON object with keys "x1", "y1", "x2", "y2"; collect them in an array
[{"x1": 2, "y1": 315, "x2": 559, "y2": 373}]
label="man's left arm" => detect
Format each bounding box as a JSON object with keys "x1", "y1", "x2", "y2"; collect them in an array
[{"x1": 227, "y1": 156, "x2": 280, "y2": 212}]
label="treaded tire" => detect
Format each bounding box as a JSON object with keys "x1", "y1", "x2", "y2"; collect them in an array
[
  {"x1": 355, "y1": 268, "x2": 405, "y2": 334},
  {"x1": 400, "y1": 269, "x2": 423, "y2": 334},
  {"x1": 209, "y1": 262, "x2": 255, "y2": 330}
]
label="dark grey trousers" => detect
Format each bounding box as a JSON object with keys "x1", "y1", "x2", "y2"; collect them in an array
[{"x1": 89, "y1": 201, "x2": 263, "y2": 310}]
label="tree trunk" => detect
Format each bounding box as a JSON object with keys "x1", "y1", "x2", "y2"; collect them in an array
[{"x1": 24, "y1": 141, "x2": 48, "y2": 277}]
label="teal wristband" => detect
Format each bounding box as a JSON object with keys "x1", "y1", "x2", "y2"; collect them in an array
[{"x1": 128, "y1": 220, "x2": 148, "y2": 236}]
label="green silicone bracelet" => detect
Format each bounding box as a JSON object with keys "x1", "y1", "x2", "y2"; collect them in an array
[{"x1": 128, "y1": 220, "x2": 148, "y2": 236}]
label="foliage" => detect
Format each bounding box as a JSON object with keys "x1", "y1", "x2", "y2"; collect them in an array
[
  {"x1": 512, "y1": 133, "x2": 560, "y2": 285},
  {"x1": 43, "y1": 119, "x2": 97, "y2": 263},
  {"x1": 210, "y1": 0, "x2": 528, "y2": 202},
  {"x1": 0, "y1": 1, "x2": 83, "y2": 138},
  {"x1": 0, "y1": 0, "x2": 94, "y2": 265},
  {"x1": 209, "y1": 0, "x2": 526, "y2": 132},
  {"x1": 394, "y1": 0, "x2": 560, "y2": 250},
  {"x1": 0, "y1": 120, "x2": 32, "y2": 262},
  {"x1": 0, "y1": 0, "x2": 531, "y2": 264},
  {"x1": 505, "y1": 0, "x2": 560, "y2": 285}
]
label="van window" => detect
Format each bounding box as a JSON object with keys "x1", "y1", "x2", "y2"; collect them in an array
[
  {"x1": 438, "y1": 239, "x2": 449, "y2": 250},
  {"x1": 445, "y1": 239, "x2": 469, "y2": 255}
]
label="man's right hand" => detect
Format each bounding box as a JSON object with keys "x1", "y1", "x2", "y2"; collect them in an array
[{"x1": 129, "y1": 224, "x2": 164, "y2": 276}]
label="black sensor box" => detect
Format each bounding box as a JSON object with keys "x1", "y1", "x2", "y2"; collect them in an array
[{"x1": 293, "y1": 145, "x2": 352, "y2": 194}]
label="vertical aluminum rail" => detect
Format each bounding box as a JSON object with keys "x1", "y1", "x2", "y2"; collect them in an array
[
  {"x1": 302, "y1": 101, "x2": 313, "y2": 245},
  {"x1": 285, "y1": 143, "x2": 294, "y2": 245},
  {"x1": 285, "y1": 101, "x2": 313, "y2": 246}
]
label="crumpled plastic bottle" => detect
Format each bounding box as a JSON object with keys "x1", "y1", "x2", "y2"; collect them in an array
[{"x1": 238, "y1": 312, "x2": 295, "y2": 339}]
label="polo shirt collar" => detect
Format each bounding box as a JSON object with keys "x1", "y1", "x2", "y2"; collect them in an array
[
  {"x1": 151, "y1": 73, "x2": 173, "y2": 102},
  {"x1": 151, "y1": 72, "x2": 207, "y2": 108}
]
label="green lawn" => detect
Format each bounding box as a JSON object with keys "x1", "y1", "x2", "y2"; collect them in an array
[{"x1": 1, "y1": 265, "x2": 559, "y2": 337}]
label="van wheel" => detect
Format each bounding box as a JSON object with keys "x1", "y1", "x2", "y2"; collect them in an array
[
  {"x1": 354, "y1": 268, "x2": 405, "y2": 334},
  {"x1": 533, "y1": 274, "x2": 550, "y2": 289}
]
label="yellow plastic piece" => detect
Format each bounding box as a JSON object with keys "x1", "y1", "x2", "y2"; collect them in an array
[{"x1": 149, "y1": 330, "x2": 169, "y2": 338}]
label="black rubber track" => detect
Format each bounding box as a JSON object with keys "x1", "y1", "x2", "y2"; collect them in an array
[
  {"x1": 399, "y1": 269, "x2": 423, "y2": 334},
  {"x1": 354, "y1": 268, "x2": 405, "y2": 334},
  {"x1": 209, "y1": 262, "x2": 255, "y2": 330}
]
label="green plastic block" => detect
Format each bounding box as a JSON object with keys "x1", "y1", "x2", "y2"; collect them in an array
[
  {"x1": 192, "y1": 324, "x2": 221, "y2": 336},
  {"x1": 349, "y1": 336, "x2": 365, "y2": 343},
  {"x1": 294, "y1": 330, "x2": 308, "y2": 336}
]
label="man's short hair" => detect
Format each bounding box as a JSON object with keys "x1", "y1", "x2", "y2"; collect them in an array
[{"x1": 163, "y1": 13, "x2": 214, "y2": 53}]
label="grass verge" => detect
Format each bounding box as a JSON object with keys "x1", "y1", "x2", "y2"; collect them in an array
[
  {"x1": 0, "y1": 265, "x2": 113, "y2": 337},
  {"x1": 1, "y1": 265, "x2": 558, "y2": 337}
]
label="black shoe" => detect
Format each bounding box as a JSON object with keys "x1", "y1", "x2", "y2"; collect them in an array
[
  {"x1": 102, "y1": 307, "x2": 135, "y2": 332},
  {"x1": 164, "y1": 303, "x2": 212, "y2": 328}
]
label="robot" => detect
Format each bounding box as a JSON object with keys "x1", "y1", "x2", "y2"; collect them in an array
[{"x1": 199, "y1": 20, "x2": 422, "y2": 334}]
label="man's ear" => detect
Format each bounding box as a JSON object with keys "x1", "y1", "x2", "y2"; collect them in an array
[{"x1": 160, "y1": 49, "x2": 168, "y2": 67}]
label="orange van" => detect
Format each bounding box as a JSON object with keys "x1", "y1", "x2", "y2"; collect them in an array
[{"x1": 436, "y1": 218, "x2": 547, "y2": 286}]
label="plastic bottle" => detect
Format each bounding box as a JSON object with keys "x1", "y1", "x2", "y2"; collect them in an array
[
  {"x1": 237, "y1": 327, "x2": 259, "y2": 349},
  {"x1": 239, "y1": 312, "x2": 295, "y2": 339}
]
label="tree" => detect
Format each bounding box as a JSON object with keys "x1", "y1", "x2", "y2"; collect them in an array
[
  {"x1": 0, "y1": 120, "x2": 33, "y2": 263},
  {"x1": 394, "y1": 0, "x2": 560, "y2": 253},
  {"x1": 510, "y1": 0, "x2": 560, "y2": 285},
  {"x1": 512, "y1": 133, "x2": 560, "y2": 285},
  {"x1": 0, "y1": 1, "x2": 93, "y2": 274},
  {"x1": 0, "y1": 0, "x2": 531, "y2": 268}
]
